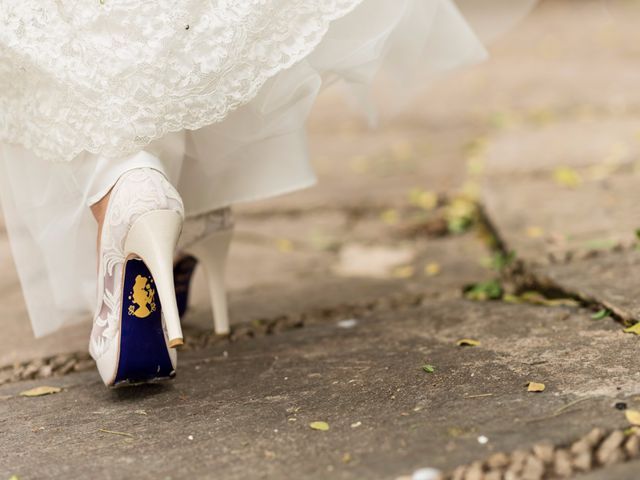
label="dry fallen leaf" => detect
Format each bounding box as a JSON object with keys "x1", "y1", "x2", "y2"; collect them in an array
[
  {"x1": 424, "y1": 262, "x2": 441, "y2": 277},
  {"x1": 19, "y1": 386, "x2": 62, "y2": 397},
  {"x1": 553, "y1": 167, "x2": 582, "y2": 188},
  {"x1": 527, "y1": 382, "x2": 546, "y2": 393},
  {"x1": 457, "y1": 338, "x2": 481, "y2": 347},
  {"x1": 409, "y1": 189, "x2": 438, "y2": 211},
  {"x1": 624, "y1": 323, "x2": 640, "y2": 335},
  {"x1": 526, "y1": 226, "x2": 544, "y2": 238},
  {"x1": 309, "y1": 421, "x2": 330, "y2": 431},
  {"x1": 380, "y1": 209, "x2": 399, "y2": 225},
  {"x1": 392, "y1": 265, "x2": 415, "y2": 279},
  {"x1": 275, "y1": 238, "x2": 294, "y2": 253},
  {"x1": 626, "y1": 410, "x2": 640, "y2": 426}
]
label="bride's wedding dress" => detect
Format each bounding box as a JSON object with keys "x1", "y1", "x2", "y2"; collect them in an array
[{"x1": 0, "y1": 0, "x2": 535, "y2": 338}]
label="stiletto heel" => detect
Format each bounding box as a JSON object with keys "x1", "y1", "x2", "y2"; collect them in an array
[
  {"x1": 89, "y1": 167, "x2": 185, "y2": 387},
  {"x1": 186, "y1": 229, "x2": 233, "y2": 335},
  {"x1": 125, "y1": 210, "x2": 184, "y2": 347},
  {"x1": 173, "y1": 208, "x2": 234, "y2": 335}
]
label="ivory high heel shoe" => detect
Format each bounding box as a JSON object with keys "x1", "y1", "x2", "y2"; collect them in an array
[
  {"x1": 173, "y1": 208, "x2": 234, "y2": 335},
  {"x1": 89, "y1": 168, "x2": 185, "y2": 387}
]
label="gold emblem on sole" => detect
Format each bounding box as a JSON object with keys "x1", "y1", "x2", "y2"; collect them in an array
[{"x1": 127, "y1": 275, "x2": 156, "y2": 318}]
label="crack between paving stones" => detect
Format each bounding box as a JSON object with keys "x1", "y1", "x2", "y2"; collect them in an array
[
  {"x1": 450, "y1": 204, "x2": 640, "y2": 479},
  {"x1": 475, "y1": 203, "x2": 630, "y2": 327},
  {"x1": 0, "y1": 287, "x2": 445, "y2": 386}
]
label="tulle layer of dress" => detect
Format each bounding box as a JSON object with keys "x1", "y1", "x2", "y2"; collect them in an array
[{"x1": 0, "y1": 0, "x2": 535, "y2": 337}]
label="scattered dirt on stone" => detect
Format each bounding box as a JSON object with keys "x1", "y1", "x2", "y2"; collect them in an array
[
  {"x1": 0, "y1": 351, "x2": 95, "y2": 386},
  {"x1": 446, "y1": 427, "x2": 640, "y2": 480}
]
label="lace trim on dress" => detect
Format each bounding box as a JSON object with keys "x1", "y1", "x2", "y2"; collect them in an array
[{"x1": 0, "y1": 0, "x2": 364, "y2": 162}]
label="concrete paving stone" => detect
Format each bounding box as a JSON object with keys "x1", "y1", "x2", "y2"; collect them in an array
[
  {"x1": 532, "y1": 250, "x2": 640, "y2": 324},
  {"x1": 1, "y1": 301, "x2": 636, "y2": 479},
  {"x1": 402, "y1": 0, "x2": 640, "y2": 126},
  {"x1": 482, "y1": 171, "x2": 640, "y2": 264},
  {"x1": 184, "y1": 232, "x2": 494, "y2": 334},
  {"x1": 484, "y1": 119, "x2": 640, "y2": 176}
]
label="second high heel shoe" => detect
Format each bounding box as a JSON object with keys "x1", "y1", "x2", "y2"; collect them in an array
[
  {"x1": 89, "y1": 168, "x2": 185, "y2": 387},
  {"x1": 174, "y1": 208, "x2": 234, "y2": 335}
]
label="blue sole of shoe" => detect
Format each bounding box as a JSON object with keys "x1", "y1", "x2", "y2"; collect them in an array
[{"x1": 113, "y1": 258, "x2": 175, "y2": 386}]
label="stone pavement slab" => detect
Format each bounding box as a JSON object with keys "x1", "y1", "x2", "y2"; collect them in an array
[
  {"x1": 532, "y1": 250, "x2": 640, "y2": 325},
  {"x1": 482, "y1": 171, "x2": 640, "y2": 265},
  {"x1": 1, "y1": 301, "x2": 638, "y2": 479}
]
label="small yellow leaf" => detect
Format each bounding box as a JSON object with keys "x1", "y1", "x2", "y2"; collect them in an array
[
  {"x1": 408, "y1": 189, "x2": 438, "y2": 210},
  {"x1": 275, "y1": 238, "x2": 294, "y2": 253},
  {"x1": 457, "y1": 338, "x2": 480, "y2": 347},
  {"x1": 625, "y1": 410, "x2": 640, "y2": 426},
  {"x1": 309, "y1": 421, "x2": 330, "y2": 431},
  {"x1": 624, "y1": 323, "x2": 640, "y2": 335},
  {"x1": 502, "y1": 294, "x2": 523, "y2": 304},
  {"x1": 424, "y1": 262, "x2": 441, "y2": 277},
  {"x1": 392, "y1": 265, "x2": 414, "y2": 279},
  {"x1": 527, "y1": 382, "x2": 546, "y2": 392},
  {"x1": 553, "y1": 167, "x2": 582, "y2": 188},
  {"x1": 342, "y1": 452, "x2": 352, "y2": 463},
  {"x1": 380, "y1": 209, "x2": 399, "y2": 225},
  {"x1": 19, "y1": 386, "x2": 62, "y2": 397},
  {"x1": 526, "y1": 226, "x2": 544, "y2": 238}
]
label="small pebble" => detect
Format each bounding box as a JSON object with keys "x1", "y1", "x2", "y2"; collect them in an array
[
  {"x1": 508, "y1": 449, "x2": 529, "y2": 475},
  {"x1": 486, "y1": 452, "x2": 509, "y2": 469},
  {"x1": 615, "y1": 402, "x2": 627, "y2": 410},
  {"x1": 337, "y1": 318, "x2": 358, "y2": 329},
  {"x1": 521, "y1": 454, "x2": 544, "y2": 480},
  {"x1": 464, "y1": 461, "x2": 483, "y2": 480},
  {"x1": 625, "y1": 434, "x2": 640, "y2": 458},
  {"x1": 411, "y1": 467, "x2": 442, "y2": 480},
  {"x1": 572, "y1": 451, "x2": 592, "y2": 472},
  {"x1": 188, "y1": 435, "x2": 194, "y2": 441},
  {"x1": 596, "y1": 430, "x2": 625, "y2": 465},
  {"x1": 584, "y1": 428, "x2": 606, "y2": 447},
  {"x1": 553, "y1": 449, "x2": 573, "y2": 477},
  {"x1": 450, "y1": 466, "x2": 466, "y2": 480},
  {"x1": 532, "y1": 442, "x2": 554, "y2": 464},
  {"x1": 484, "y1": 472, "x2": 501, "y2": 480},
  {"x1": 477, "y1": 435, "x2": 489, "y2": 445}
]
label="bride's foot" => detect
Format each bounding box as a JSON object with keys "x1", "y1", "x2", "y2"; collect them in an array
[{"x1": 89, "y1": 168, "x2": 185, "y2": 387}]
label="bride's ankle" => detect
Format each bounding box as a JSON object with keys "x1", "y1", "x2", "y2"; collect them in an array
[{"x1": 90, "y1": 189, "x2": 112, "y2": 251}]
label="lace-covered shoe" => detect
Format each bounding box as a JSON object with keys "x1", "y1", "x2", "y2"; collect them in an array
[{"x1": 89, "y1": 168, "x2": 185, "y2": 387}]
